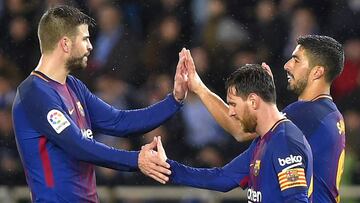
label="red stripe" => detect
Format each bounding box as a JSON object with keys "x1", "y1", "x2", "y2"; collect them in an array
[
  {"x1": 39, "y1": 136, "x2": 54, "y2": 187},
  {"x1": 239, "y1": 176, "x2": 249, "y2": 189}
]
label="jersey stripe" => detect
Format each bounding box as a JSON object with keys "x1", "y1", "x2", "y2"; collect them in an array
[
  {"x1": 281, "y1": 183, "x2": 307, "y2": 191},
  {"x1": 39, "y1": 136, "x2": 54, "y2": 187},
  {"x1": 239, "y1": 176, "x2": 249, "y2": 189}
]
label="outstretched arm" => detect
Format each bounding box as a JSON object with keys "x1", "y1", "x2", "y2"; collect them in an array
[
  {"x1": 154, "y1": 136, "x2": 251, "y2": 192},
  {"x1": 19, "y1": 86, "x2": 170, "y2": 183},
  {"x1": 184, "y1": 49, "x2": 256, "y2": 141},
  {"x1": 82, "y1": 50, "x2": 188, "y2": 137}
]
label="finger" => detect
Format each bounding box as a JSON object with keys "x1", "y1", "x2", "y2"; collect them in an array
[
  {"x1": 187, "y1": 50, "x2": 195, "y2": 66},
  {"x1": 176, "y1": 57, "x2": 186, "y2": 76},
  {"x1": 185, "y1": 50, "x2": 195, "y2": 70},
  {"x1": 181, "y1": 47, "x2": 185, "y2": 54},
  {"x1": 179, "y1": 48, "x2": 185, "y2": 59},
  {"x1": 148, "y1": 173, "x2": 167, "y2": 184},
  {"x1": 150, "y1": 164, "x2": 171, "y2": 175},
  {"x1": 261, "y1": 62, "x2": 268, "y2": 69},
  {"x1": 150, "y1": 155, "x2": 170, "y2": 168},
  {"x1": 261, "y1": 62, "x2": 271, "y2": 71},
  {"x1": 148, "y1": 167, "x2": 170, "y2": 181},
  {"x1": 177, "y1": 56, "x2": 186, "y2": 68},
  {"x1": 185, "y1": 50, "x2": 193, "y2": 71},
  {"x1": 145, "y1": 159, "x2": 171, "y2": 174}
]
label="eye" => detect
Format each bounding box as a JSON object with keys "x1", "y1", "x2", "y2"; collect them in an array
[{"x1": 229, "y1": 103, "x2": 236, "y2": 107}]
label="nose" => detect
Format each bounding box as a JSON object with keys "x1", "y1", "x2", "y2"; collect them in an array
[
  {"x1": 284, "y1": 59, "x2": 291, "y2": 71},
  {"x1": 88, "y1": 41, "x2": 93, "y2": 52},
  {"x1": 228, "y1": 106, "x2": 236, "y2": 117}
]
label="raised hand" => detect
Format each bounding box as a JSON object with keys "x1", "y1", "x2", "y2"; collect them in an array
[
  {"x1": 138, "y1": 137, "x2": 171, "y2": 184},
  {"x1": 184, "y1": 49, "x2": 205, "y2": 95},
  {"x1": 173, "y1": 48, "x2": 188, "y2": 102},
  {"x1": 261, "y1": 62, "x2": 274, "y2": 79}
]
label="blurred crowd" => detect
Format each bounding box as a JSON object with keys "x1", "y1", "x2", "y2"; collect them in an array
[{"x1": 1, "y1": 0, "x2": 360, "y2": 188}]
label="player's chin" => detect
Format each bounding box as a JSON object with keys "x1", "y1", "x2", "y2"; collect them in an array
[
  {"x1": 81, "y1": 59, "x2": 88, "y2": 69},
  {"x1": 286, "y1": 83, "x2": 295, "y2": 91}
]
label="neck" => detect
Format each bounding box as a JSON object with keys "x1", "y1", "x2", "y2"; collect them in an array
[
  {"x1": 256, "y1": 104, "x2": 285, "y2": 137},
  {"x1": 35, "y1": 54, "x2": 69, "y2": 84},
  {"x1": 298, "y1": 80, "x2": 330, "y2": 101}
]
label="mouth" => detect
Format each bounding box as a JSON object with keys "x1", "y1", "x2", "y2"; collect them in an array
[
  {"x1": 287, "y1": 72, "x2": 294, "y2": 82},
  {"x1": 83, "y1": 53, "x2": 90, "y2": 60}
]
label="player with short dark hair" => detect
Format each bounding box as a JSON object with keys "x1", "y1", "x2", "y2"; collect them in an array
[
  {"x1": 12, "y1": 5, "x2": 188, "y2": 202},
  {"x1": 281, "y1": 35, "x2": 345, "y2": 203},
  {"x1": 154, "y1": 63, "x2": 313, "y2": 203}
]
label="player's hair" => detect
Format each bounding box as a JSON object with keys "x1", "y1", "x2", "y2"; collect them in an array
[
  {"x1": 297, "y1": 35, "x2": 344, "y2": 83},
  {"x1": 225, "y1": 64, "x2": 276, "y2": 103},
  {"x1": 38, "y1": 5, "x2": 95, "y2": 53}
]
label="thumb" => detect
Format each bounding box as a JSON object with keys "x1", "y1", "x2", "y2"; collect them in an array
[
  {"x1": 157, "y1": 136, "x2": 166, "y2": 156},
  {"x1": 143, "y1": 137, "x2": 157, "y2": 150}
]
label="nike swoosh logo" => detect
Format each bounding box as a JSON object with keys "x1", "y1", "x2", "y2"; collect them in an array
[{"x1": 69, "y1": 109, "x2": 75, "y2": 115}]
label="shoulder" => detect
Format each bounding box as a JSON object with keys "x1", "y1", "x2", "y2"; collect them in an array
[
  {"x1": 283, "y1": 99, "x2": 338, "y2": 120},
  {"x1": 18, "y1": 75, "x2": 52, "y2": 98},
  {"x1": 271, "y1": 121, "x2": 308, "y2": 148},
  {"x1": 67, "y1": 75, "x2": 86, "y2": 87},
  {"x1": 67, "y1": 75, "x2": 90, "y2": 93},
  {"x1": 17, "y1": 75, "x2": 61, "y2": 107},
  {"x1": 282, "y1": 99, "x2": 340, "y2": 134}
]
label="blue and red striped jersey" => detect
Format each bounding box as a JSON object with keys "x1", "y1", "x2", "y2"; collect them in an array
[
  {"x1": 283, "y1": 95, "x2": 345, "y2": 203},
  {"x1": 168, "y1": 119, "x2": 313, "y2": 203},
  {"x1": 12, "y1": 71, "x2": 182, "y2": 202}
]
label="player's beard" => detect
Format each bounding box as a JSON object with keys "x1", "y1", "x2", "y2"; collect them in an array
[
  {"x1": 287, "y1": 70, "x2": 310, "y2": 95},
  {"x1": 240, "y1": 106, "x2": 257, "y2": 133},
  {"x1": 66, "y1": 54, "x2": 88, "y2": 72}
]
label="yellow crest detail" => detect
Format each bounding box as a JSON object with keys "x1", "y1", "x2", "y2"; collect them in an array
[{"x1": 253, "y1": 160, "x2": 261, "y2": 176}]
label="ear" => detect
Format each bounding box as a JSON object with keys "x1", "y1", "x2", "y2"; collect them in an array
[
  {"x1": 248, "y1": 93, "x2": 259, "y2": 110},
  {"x1": 312, "y1": 66, "x2": 325, "y2": 80},
  {"x1": 59, "y1": 37, "x2": 72, "y2": 53}
]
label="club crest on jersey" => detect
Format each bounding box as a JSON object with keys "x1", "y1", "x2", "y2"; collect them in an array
[
  {"x1": 278, "y1": 168, "x2": 307, "y2": 191},
  {"x1": 285, "y1": 169, "x2": 299, "y2": 182},
  {"x1": 76, "y1": 101, "x2": 85, "y2": 117},
  {"x1": 253, "y1": 160, "x2": 261, "y2": 176},
  {"x1": 47, "y1": 109, "x2": 70, "y2": 134}
]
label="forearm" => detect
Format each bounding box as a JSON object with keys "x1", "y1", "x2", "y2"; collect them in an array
[
  {"x1": 195, "y1": 85, "x2": 255, "y2": 141},
  {"x1": 52, "y1": 127, "x2": 140, "y2": 171},
  {"x1": 168, "y1": 159, "x2": 238, "y2": 192},
  {"x1": 92, "y1": 93, "x2": 182, "y2": 136},
  {"x1": 117, "y1": 93, "x2": 182, "y2": 134}
]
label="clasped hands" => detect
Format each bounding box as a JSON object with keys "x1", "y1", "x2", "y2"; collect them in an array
[{"x1": 138, "y1": 136, "x2": 169, "y2": 184}]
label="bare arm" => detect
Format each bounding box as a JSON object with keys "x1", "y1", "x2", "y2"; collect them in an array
[{"x1": 184, "y1": 49, "x2": 256, "y2": 141}]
